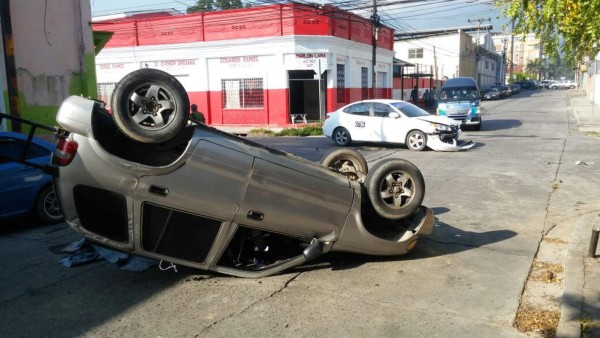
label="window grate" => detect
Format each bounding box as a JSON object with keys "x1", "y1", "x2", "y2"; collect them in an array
[
  {"x1": 98, "y1": 83, "x2": 116, "y2": 108},
  {"x1": 221, "y1": 78, "x2": 264, "y2": 109},
  {"x1": 408, "y1": 48, "x2": 423, "y2": 59},
  {"x1": 337, "y1": 64, "x2": 345, "y2": 103},
  {"x1": 361, "y1": 67, "x2": 369, "y2": 100}
]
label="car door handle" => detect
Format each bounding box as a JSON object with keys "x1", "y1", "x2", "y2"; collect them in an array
[
  {"x1": 148, "y1": 185, "x2": 169, "y2": 197},
  {"x1": 247, "y1": 210, "x2": 264, "y2": 221}
]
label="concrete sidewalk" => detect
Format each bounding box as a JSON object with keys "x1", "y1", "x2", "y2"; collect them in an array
[{"x1": 556, "y1": 90, "x2": 600, "y2": 337}]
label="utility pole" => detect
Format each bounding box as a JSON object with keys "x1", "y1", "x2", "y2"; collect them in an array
[
  {"x1": 370, "y1": 0, "x2": 379, "y2": 99},
  {"x1": 468, "y1": 17, "x2": 491, "y2": 87},
  {"x1": 537, "y1": 38, "x2": 543, "y2": 81},
  {"x1": 433, "y1": 46, "x2": 438, "y2": 87},
  {"x1": 502, "y1": 38, "x2": 508, "y2": 84},
  {"x1": 509, "y1": 20, "x2": 515, "y2": 82}
]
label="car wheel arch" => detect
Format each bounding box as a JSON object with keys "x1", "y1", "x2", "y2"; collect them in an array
[
  {"x1": 34, "y1": 184, "x2": 63, "y2": 224},
  {"x1": 405, "y1": 129, "x2": 428, "y2": 151},
  {"x1": 332, "y1": 127, "x2": 352, "y2": 146}
]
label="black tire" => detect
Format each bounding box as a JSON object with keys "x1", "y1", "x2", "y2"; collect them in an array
[
  {"x1": 473, "y1": 122, "x2": 482, "y2": 131},
  {"x1": 364, "y1": 159, "x2": 425, "y2": 220},
  {"x1": 35, "y1": 185, "x2": 63, "y2": 224},
  {"x1": 320, "y1": 149, "x2": 368, "y2": 182},
  {"x1": 111, "y1": 68, "x2": 190, "y2": 144},
  {"x1": 406, "y1": 130, "x2": 427, "y2": 151},
  {"x1": 332, "y1": 127, "x2": 351, "y2": 147}
]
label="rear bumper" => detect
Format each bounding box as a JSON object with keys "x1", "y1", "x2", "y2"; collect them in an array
[{"x1": 331, "y1": 205, "x2": 435, "y2": 256}]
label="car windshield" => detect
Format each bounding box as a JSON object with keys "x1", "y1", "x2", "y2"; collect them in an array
[
  {"x1": 440, "y1": 88, "x2": 478, "y2": 101},
  {"x1": 389, "y1": 102, "x2": 430, "y2": 117}
]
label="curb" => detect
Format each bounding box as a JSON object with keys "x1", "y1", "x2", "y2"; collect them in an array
[
  {"x1": 556, "y1": 213, "x2": 589, "y2": 337},
  {"x1": 568, "y1": 92, "x2": 582, "y2": 126}
]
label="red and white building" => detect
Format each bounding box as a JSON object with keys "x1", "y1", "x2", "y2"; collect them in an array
[{"x1": 93, "y1": 4, "x2": 395, "y2": 126}]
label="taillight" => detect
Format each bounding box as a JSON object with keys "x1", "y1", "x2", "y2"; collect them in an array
[{"x1": 53, "y1": 137, "x2": 78, "y2": 166}]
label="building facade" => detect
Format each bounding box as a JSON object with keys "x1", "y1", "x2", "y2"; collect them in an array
[{"x1": 93, "y1": 4, "x2": 395, "y2": 126}]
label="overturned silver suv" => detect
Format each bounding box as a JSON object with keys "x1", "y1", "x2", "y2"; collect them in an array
[{"x1": 50, "y1": 69, "x2": 434, "y2": 277}]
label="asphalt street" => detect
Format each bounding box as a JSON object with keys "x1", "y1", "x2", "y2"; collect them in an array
[{"x1": 1, "y1": 88, "x2": 599, "y2": 337}]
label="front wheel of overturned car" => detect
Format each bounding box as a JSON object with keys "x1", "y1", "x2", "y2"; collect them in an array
[
  {"x1": 320, "y1": 149, "x2": 368, "y2": 182},
  {"x1": 365, "y1": 159, "x2": 425, "y2": 220},
  {"x1": 406, "y1": 130, "x2": 427, "y2": 151},
  {"x1": 332, "y1": 127, "x2": 352, "y2": 147},
  {"x1": 111, "y1": 68, "x2": 190, "y2": 144}
]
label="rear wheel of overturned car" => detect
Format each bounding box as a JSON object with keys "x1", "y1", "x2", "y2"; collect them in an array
[
  {"x1": 406, "y1": 130, "x2": 427, "y2": 151},
  {"x1": 35, "y1": 185, "x2": 63, "y2": 224},
  {"x1": 111, "y1": 68, "x2": 190, "y2": 144},
  {"x1": 320, "y1": 149, "x2": 368, "y2": 182},
  {"x1": 332, "y1": 127, "x2": 351, "y2": 147},
  {"x1": 365, "y1": 159, "x2": 425, "y2": 220}
]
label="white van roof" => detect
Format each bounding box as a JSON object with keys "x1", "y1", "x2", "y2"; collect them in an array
[{"x1": 442, "y1": 77, "x2": 478, "y2": 88}]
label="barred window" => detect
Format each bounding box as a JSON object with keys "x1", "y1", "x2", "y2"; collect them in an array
[
  {"x1": 337, "y1": 64, "x2": 345, "y2": 103},
  {"x1": 376, "y1": 72, "x2": 386, "y2": 99},
  {"x1": 408, "y1": 48, "x2": 423, "y2": 59},
  {"x1": 97, "y1": 83, "x2": 116, "y2": 108},
  {"x1": 221, "y1": 78, "x2": 264, "y2": 109},
  {"x1": 361, "y1": 67, "x2": 369, "y2": 100}
]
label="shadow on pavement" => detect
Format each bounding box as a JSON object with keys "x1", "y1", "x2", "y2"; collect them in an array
[{"x1": 477, "y1": 119, "x2": 523, "y2": 131}]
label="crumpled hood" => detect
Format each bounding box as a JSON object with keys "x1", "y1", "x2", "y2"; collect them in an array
[{"x1": 415, "y1": 115, "x2": 461, "y2": 126}]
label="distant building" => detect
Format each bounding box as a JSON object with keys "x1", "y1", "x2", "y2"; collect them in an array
[
  {"x1": 394, "y1": 25, "x2": 503, "y2": 98},
  {"x1": 491, "y1": 32, "x2": 541, "y2": 80}
]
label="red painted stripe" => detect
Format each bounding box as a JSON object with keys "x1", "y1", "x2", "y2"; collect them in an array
[{"x1": 93, "y1": 4, "x2": 394, "y2": 50}]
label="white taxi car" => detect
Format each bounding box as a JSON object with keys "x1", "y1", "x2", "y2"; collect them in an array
[{"x1": 323, "y1": 99, "x2": 474, "y2": 151}]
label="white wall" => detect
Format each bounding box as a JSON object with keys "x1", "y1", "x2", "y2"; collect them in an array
[
  {"x1": 394, "y1": 34, "x2": 461, "y2": 80},
  {"x1": 95, "y1": 35, "x2": 395, "y2": 92}
]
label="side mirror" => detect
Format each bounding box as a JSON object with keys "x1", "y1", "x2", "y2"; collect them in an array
[{"x1": 388, "y1": 112, "x2": 400, "y2": 118}]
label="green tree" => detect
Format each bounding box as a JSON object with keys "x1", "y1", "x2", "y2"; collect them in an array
[
  {"x1": 187, "y1": 0, "x2": 244, "y2": 13},
  {"x1": 215, "y1": 0, "x2": 243, "y2": 10},
  {"x1": 497, "y1": 0, "x2": 600, "y2": 63},
  {"x1": 187, "y1": 0, "x2": 214, "y2": 13}
]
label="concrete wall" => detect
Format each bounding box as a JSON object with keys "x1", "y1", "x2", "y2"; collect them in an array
[{"x1": 3, "y1": 0, "x2": 96, "y2": 131}]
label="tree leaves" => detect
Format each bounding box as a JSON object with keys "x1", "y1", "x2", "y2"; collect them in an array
[
  {"x1": 186, "y1": 0, "x2": 245, "y2": 13},
  {"x1": 497, "y1": 0, "x2": 600, "y2": 63}
]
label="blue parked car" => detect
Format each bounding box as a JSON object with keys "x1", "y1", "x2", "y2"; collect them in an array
[{"x1": 0, "y1": 131, "x2": 62, "y2": 223}]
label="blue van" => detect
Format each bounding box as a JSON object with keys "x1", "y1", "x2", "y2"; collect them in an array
[{"x1": 436, "y1": 77, "x2": 481, "y2": 130}]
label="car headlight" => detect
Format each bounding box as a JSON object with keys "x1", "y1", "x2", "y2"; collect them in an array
[{"x1": 433, "y1": 123, "x2": 452, "y2": 132}]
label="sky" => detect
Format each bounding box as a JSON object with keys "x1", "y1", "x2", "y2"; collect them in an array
[{"x1": 89, "y1": 0, "x2": 511, "y2": 33}]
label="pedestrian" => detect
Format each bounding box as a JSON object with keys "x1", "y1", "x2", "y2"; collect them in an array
[
  {"x1": 190, "y1": 103, "x2": 205, "y2": 124},
  {"x1": 423, "y1": 89, "x2": 431, "y2": 109},
  {"x1": 431, "y1": 86, "x2": 438, "y2": 109},
  {"x1": 410, "y1": 86, "x2": 419, "y2": 105}
]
